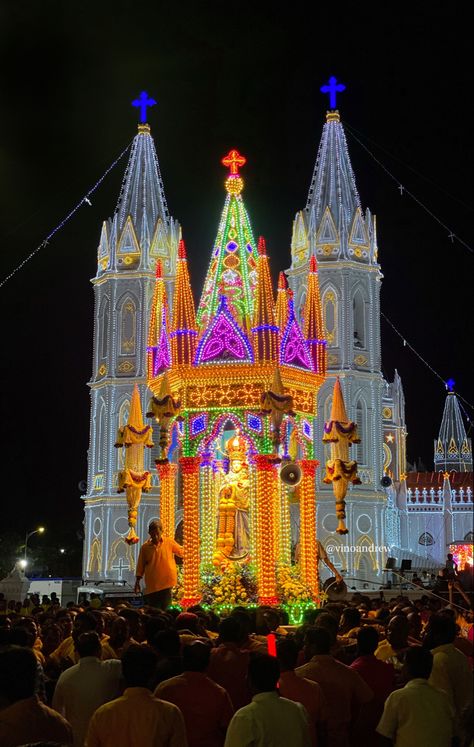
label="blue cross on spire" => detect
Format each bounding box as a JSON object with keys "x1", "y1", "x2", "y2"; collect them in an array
[
  {"x1": 132, "y1": 91, "x2": 157, "y2": 124},
  {"x1": 446, "y1": 378, "x2": 455, "y2": 392},
  {"x1": 320, "y1": 76, "x2": 346, "y2": 110}
]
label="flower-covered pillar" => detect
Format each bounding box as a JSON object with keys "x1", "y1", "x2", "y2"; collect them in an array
[
  {"x1": 254, "y1": 455, "x2": 278, "y2": 604},
  {"x1": 180, "y1": 455, "x2": 201, "y2": 606},
  {"x1": 155, "y1": 462, "x2": 177, "y2": 540},
  {"x1": 200, "y1": 451, "x2": 215, "y2": 568},
  {"x1": 300, "y1": 459, "x2": 320, "y2": 597},
  {"x1": 279, "y1": 482, "x2": 292, "y2": 565}
]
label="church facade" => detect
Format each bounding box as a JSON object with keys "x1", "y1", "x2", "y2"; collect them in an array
[{"x1": 82, "y1": 98, "x2": 472, "y2": 586}]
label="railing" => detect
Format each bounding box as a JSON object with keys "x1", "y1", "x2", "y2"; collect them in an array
[{"x1": 407, "y1": 487, "x2": 472, "y2": 507}]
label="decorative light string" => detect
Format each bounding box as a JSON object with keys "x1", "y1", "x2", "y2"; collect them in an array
[
  {"x1": 342, "y1": 121, "x2": 473, "y2": 254},
  {"x1": 0, "y1": 140, "x2": 133, "y2": 289},
  {"x1": 381, "y1": 311, "x2": 474, "y2": 412}
]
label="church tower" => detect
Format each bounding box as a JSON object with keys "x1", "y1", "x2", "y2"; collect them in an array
[
  {"x1": 434, "y1": 381, "x2": 473, "y2": 472},
  {"x1": 83, "y1": 93, "x2": 180, "y2": 581},
  {"x1": 287, "y1": 79, "x2": 406, "y2": 580}
]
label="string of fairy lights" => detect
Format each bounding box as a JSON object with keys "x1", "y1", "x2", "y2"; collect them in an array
[
  {"x1": 0, "y1": 140, "x2": 133, "y2": 290},
  {"x1": 0, "y1": 120, "x2": 471, "y2": 416},
  {"x1": 343, "y1": 120, "x2": 473, "y2": 255}
]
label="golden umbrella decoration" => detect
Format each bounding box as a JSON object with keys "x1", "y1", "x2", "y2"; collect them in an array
[
  {"x1": 260, "y1": 367, "x2": 295, "y2": 456},
  {"x1": 146, "y1": 372, "x2": 182, "y2": 462},
  {"x1": 115, "y1": 384, "x2": 154, "y2": 544},
  {"x1": 322, "y1": 377, "x2": 361, "y2": 534}
]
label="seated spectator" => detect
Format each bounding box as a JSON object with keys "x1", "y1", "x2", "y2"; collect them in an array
[
  {"x1": 375, "y1": 615, "x2": 414, "y2": 676},
  {"x1": 296, "y1": 627, "x2": 373, "y2": 747},
  {"x1": 207, "y1": 617, "x2": 251, "y2": 710},
  {"x1": 0, "y1": 646, "x2": 73, "y2": 747},
  {"x1": 53, "y1": 632, "x2": 122, "y2": 747},
  {"x1": 49, "y1": 611, "x2": 116, "y2": 668},
  {"x1": 107, "y1": 616, "x2": 135, "y2": 658},
  {"x1": 377, "y1": 646, "x2": 454, "y2": 747},
  {"x1": 339, "y1": 607, "x2": 361, "y2": 637},
  {"x1": 85, "y1": 644, "x2": 186, "y2": 746},
  {"x1": 224, "y1": 653, "x2": 311, "y2": 747},
  {"x1": 277, "y1": 637, "x2": 327, "y2": 746},
  {"x1": 155, "y1": 640, "x2": 233, "y2": 747}
]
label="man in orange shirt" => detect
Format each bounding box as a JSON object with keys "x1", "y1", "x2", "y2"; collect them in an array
[
  {"x1": 134, "y1": 519, "x2": 183, "y2": 610},
  {"x1": 155, "y1": 641, "x2": 234, "y2": 747}
]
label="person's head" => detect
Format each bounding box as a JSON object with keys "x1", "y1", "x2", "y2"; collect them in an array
[
  {"x1": 248, "y1": 654, "x2": 280, "y2": 694},
  {"x1": 182, "y1": 641, "x2": 211, "y2": 672},
  {"x1": 75, "y1": 631, "x2": 102, "y2": 659},
  {"x1": 356, "y1": 625, "x2": 379, "y2": 656},
  {"x1": 121, "y1": 644, "x2": 157, "y2": 689},
  {"x1": 314, "y1": 612, "x2": 338, "y2": 646},
  {"x1": 0, "y1": 647, "x2": 38, "y2": 703},
  {"x1": 423, "y1": 613, "x2": 456, "y2": 649},
  {"x1": 90, "y1": 609, "x2": 105, "y2": 636},
  {"x1": 403, "y1": 645, "x2": 433, "y2": 681},
  {"x1": 340, "y1": 607, "x2": 361, "y2": 632},
  {"x1": 304, "y1": 627, "x2": 332, "y2": 658},
  {"x1": 150, "y1": 629, "x2": 181, "y2": 658},
  {"x1": 387, "y1": 615, "x2": 409, "y2": 649},
  {"x1": 218, "y1": 616, "x2": 242, "y2": 645},
  {"x1": 73, "y1": 611, "x2": 97, "y2": 639},
  {"x1": 9, "y1": 627, "x2": 31, "y2": 648},
  {"x1": 55, "y1": 610, "x2": 73, "y2": 638},
  {"x1": 407, "y1": 612, "x2": 422, "y2": 639},
  {"x1": 119, "y1": 609, "x2": 143, "y2": 640},
  {"x1": 175, "y1": 612, "x2": 200, "y2": 634},
  {"x1": 110, "y1": 616, "x2": 130, "y2": 645},
  {"x1": 447, "y1": 553, "x2": 453, "y2": 561},
  {"x1": 276, "y1": 637, "x2": 298, "y2": 672},
  {"x1": 149, "y1": 520, "x2": 164, "y2": 544}
]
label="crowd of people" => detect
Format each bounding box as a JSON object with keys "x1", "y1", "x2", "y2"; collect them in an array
[{"x1": 0, "y1": 587, "x2": 472, "y2": 746}]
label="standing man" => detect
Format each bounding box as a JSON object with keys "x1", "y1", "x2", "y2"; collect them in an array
[{"x1": 134, "y1": 520, "x2": 183, "y2": 610}]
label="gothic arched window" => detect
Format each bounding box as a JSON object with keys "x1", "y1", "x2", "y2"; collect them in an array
[
  {"x1": 119, "y1": 297, "x2": 137, "y2": 355},
  {"x1": 354, "y1": 400, "x2": 367, "y2": 466},
  {"x1": 353, "y1": 290, "x2": 366, "y2": 349},
  {"x1": 100, "y1": 298, "x2": 109, "y2": 360},
  {"x1": 322, "y1": 287, "x2": 338, "y2": 347},
  {"x1": 117, "y1": 400, "x2": 130, "y2": 470},
  {"x1": 97, "y1": 402, "x2": 106, "y2": 472},
  {"x1": 419, "y1": 532, "x2": 434, "y2": 546}
]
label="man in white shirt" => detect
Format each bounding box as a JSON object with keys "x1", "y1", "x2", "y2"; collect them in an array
[
  {"x1": 224, "y1": 653, "x2": 311, "y2": 747},
  {"x1": 377, "y1": 646, "x2": 454, "y2": 747},
  {"x1": 53, "y1": 632, "x2": 122, "y2": 747}
]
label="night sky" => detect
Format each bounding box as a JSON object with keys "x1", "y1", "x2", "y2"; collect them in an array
[{"x1": 0, "y1": 3, "x2": 472, "y2": 546}]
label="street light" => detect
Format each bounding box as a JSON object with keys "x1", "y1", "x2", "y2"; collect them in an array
[
  {"x1": 24, "y1": 526, "x2": 45, "y2": 565},
  {"x1": 18, "y1": 559, "x2": 28, "y2": 570}
]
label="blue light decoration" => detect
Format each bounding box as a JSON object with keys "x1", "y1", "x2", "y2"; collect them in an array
[
  {"x1": 446, "y1": 378, "x2": 455, "y2": 392},
  {"x1": 247, "y1": 413, "x2": 263, "y2": 434},
  {"x1": 190, "y1": 413, "x2": 209, "y2": 438},
  {"x1": 320, "y1": 76, "x2": 346, "y2": 110},
  {"x1": 302, "y1": 419, "x2": 313, "y2": 440},
  {"x1": 132, "y1": 91, "x2": 157, "y2": 123}
]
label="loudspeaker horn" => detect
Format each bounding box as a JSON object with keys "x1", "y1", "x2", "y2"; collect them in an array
[
  {"x1": 280, "y1": 462, "x2": 302, "y2": 487},
  {"x1": 381, "y1": 475, "x2": 392, "y2": 488}
]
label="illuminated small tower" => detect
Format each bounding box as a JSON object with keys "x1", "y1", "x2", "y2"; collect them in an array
[
  {"x1": 170, "y1": 240, "x2": 198, "y2": 366},
  {"x1": 83, "y1": 93, "x2": 180, "y2": 582},
  {"x1": 434, "y1": 380, "x2": 473, "y2": 472},
  {"x1": 252, "y1": 237, "x2": 279, "y2": 363}
]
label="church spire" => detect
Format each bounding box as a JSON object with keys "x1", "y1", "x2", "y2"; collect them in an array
[
  {"x1": 171, "y1": 240, "x2": 197, "y2": 366},
  {"x1": 434, "y1": 381, "x2": 473, "y2": 472},
  {"x1": 196, "y1": 149, "x2": 258, "y2": 334},
  {"x1": 147, "y1": 260, "x2": 171, "y2": 379},
  {"x1": 275, "y1": 271, "x2": 290, "y2": 334},
  {"x1": 252, "y1": 237, "x2": 279, "y2": 363},
  {"x1": 302, "y1": 255, "x2": 326, "y2": 374}
]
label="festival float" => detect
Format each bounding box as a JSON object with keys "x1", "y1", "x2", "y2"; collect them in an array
[{"x1": 144, "y1": 149, "x2": 330, "y2": 621}]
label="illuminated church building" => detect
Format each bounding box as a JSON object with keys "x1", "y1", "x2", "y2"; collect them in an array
[{"x1": 82, "y1": 88, "x2": 473, "y2": 587}]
